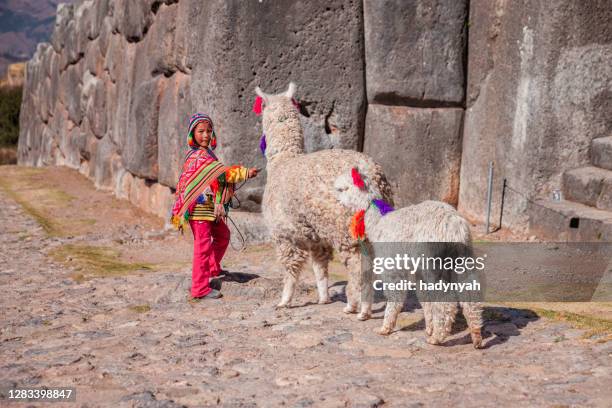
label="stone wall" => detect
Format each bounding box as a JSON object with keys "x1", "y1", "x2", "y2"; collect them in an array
[
  {"x1": 17, "y1": 0, "x2": 612, "y2": 236},
  {"x1": 363, "y1": 0, "x2": 467, "y2": 208},
  {"x1": 18, "y1": 0, "x2": 367, "y2": 222},
  {"x1": 459, "y1": 0, "x2": 612, "y2": 230}
]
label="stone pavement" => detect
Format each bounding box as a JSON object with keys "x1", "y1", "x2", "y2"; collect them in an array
[{"x1": 0, "y1": 171, "x2": 611, "y2": 407}]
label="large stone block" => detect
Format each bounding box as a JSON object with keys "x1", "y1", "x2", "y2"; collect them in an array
[
  {"x1": 81, "y1": 72, "x2": 106, "y2": 138},
  {"x1": 38, "y1": 77, "x2": 51, "y2": 124},
  {"x1": 89, "y1": 0, "x2": 110, "y2": 40},
  {"x1": 40, "y1": 125, "x2": 60, "y2": 166},
  {"x1": 17, "y1": 90, "x2": 40, "y2": 166},
  {"x1": 126, "y1": 174, "x2": 174, "y2": 219},
  {"x1": 74, "y1": 118, "x2": 97, "y2": 162},
  {"x1": 112, "y1": 0, "x2": 155, "y2": 42},
  {"x1": 60, "y1": 122, "x2": 82, "y2": 169},
  {"x1": 191, "y1": 0, "x2": 366, "y2": 209},
  {"x1": 363, "y1": 104, "x2": 463, "y2": 207},
  {"x1": 60, "y1": 21, "x2": 82, "y2": 70},
  {"x1": 592, "y1": 137, "x2": 612, "y2": 171},
  {"x1": 103, "y1": 76, "x2": 118, "y2": 139},
  {"x1": 59, "y1": 63, "x2": 84, "y2": 125},
  {"x1": 97, "y1": 15, "x2": 113, "y2": 58},
  {"x1": 459, "y1": 0, "x2": 612, "y2": 228},
  {"x1": 132, "y1": 28, "x2": 156, "y2": 84},
  {"x1": 563, "y1": 167, "x2": 612, "y2": 211},
  {"x1": 364, "y1": 0, "x2": 467, "y2": 105},
  {"x1": 33, "y1": 45, "x2": 54, "y2": 124},
  {"x1": 157, "y1": 72, "x2": 192, "y2": 188},
  {"x1": 144, "y1": 2, "x2": 179, "y2": 76},
  {"x1": 84, "y1": 39, "x2": 104, "y2": 77},
  {"x1": 174, "y1": 0, "x2": 197, "y2": 73},
  {"x1": 26, "y1": 46, "x2": 46, "y2": 109},
  {"x1": 51, "y1": 3, "x2": 74, "y2": 53},
  {"x1": 108, "y1": 42, "x2": 137, "y2": 150},
  {"x1": 103, "y1": 33, "x2": 124, "y2": 83},
  {"x1": 92, "y1": 135, "x2": 120, "y2": 190},
  {"x1": 123, "y1": 76, "x2": 166, "y2": 179},
  {"x1": 75, "y1": 1, "x2": 94, "y2": 56},
  {"x1": 47, "y1": 50, "x2": 61, "y2": 121}
]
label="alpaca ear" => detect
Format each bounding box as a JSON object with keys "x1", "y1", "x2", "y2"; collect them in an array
[
  {"x1": 255, "y1": 86, "x2": 268, "y2": 103},
  {"x1": 285, "y1": 82, "x2": 296, "y2": 98}
]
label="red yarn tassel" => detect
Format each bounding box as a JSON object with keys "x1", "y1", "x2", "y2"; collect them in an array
[
  {"x1": 210, "y1": 179, "x2": 219, "y2": 194},
  {"x1": 253, "y1": 96, "x2": 263, "y2": 116},
  {"x1": 350, "y1": 209, "x2": 366, "y2": 240},
  {"x1": 351, "y1": 167, "x2": 366, "y2": 190}
]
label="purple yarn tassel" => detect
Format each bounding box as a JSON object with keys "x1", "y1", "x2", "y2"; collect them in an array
[
  {"x1": 372, "y1": 199, "x2": 394, "y2": 216},
  {"x1": 259, "y1": 133, "x2": 267, "y2": 156}
]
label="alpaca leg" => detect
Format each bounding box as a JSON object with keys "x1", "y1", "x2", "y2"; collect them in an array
[
  {"x1": 311, "y1": 245, "x2": 333, "y2": 304},
  {"x1": 426, "y1": 302, "x2": 457, "y2": 345},
  {"x1": 277, "y1": 273, "x2": 299, "y2": 308},
  {"x1": 357, "y1": 247, "x2": 374, "y2": 321},
  {"x1": 444, "y1": 302, "x2": 459, "y2": 335},
  {"x1": 461, "y1": 301, "x2": 484, "y2": 349},
  {"x1": 422, "y1": 302, "x2": 433, "y2": 337},
  {"x1": 343, "y1": 252, "x2": 361, "y2": 314},
  {"x1": 276, "y1": 242, "x2": 307, "y2": 308},
  {"x1": 377, "y1": 301, "x2": 403, "y2": 335}
]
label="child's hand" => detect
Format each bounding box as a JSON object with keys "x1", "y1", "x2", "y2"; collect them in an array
[
  {"x1": 214, "y1": 203, "x2": 226, "y2": 218},
  {"x1": 248, "y1": 168, "x2": 258, "y2": 178}
]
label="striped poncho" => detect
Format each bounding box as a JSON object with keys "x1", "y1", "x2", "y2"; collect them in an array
[{"x1": 170, "y1": 148, "x2": 246, "y2": 231}]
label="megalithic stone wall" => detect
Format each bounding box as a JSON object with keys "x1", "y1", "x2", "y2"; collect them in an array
[
  {"x1": 17, "y1": 0, "x2": 612, "y2": 234},
  {"x1": 459, "y1": 0, "x2": 612, "y2": 230},
  {"x1": 362, "y1": 0, "x2": 467, "y2": 208},
  {"x1": 18, "y1": 0, "x2": 367, "y2": 219}
]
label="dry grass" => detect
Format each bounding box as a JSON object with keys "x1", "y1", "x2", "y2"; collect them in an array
[
  {"x1": 129, "y1": 304, "x2": 152, "y2": 313},
  {"x1": 49, "y1": 244, "x2": 156, "y2": 281},
  {"x1": 532, "y1": 308, "x2": 612, "y2": 341}
]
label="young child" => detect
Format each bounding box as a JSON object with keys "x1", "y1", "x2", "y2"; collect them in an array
[{"x1": 171, "y1": 113, "x2": 258, "y2": 300}]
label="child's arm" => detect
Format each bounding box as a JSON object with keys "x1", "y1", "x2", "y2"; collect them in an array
[
  {"x1": 212, "y1": 166, "x2": 258, "y2": 217},
  {"x1": 224, "y1": 165, "x2": 256, "y2": 183}
]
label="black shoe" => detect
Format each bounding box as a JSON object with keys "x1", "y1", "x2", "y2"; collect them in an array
[
  {"x1": 189, "y1": 289, "x2": 222, "y2": 302},
  {"x1": 210, "y1": 278, "x2": 222, "y2": 290}
]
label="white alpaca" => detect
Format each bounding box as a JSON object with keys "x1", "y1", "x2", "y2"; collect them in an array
[
  {"x1": 256, "y1": 83, "x2": 393, "y2": 319},
  {"x1": 333, "y1": 168, "x2": 484, "y2": 348}
]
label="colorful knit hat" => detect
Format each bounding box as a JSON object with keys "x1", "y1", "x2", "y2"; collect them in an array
[{"x1": 187, "y1": 113, "x2": 217, "y2": 150}]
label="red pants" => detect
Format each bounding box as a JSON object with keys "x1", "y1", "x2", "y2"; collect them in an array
[{"x1": 189, "y1": 219, "x2": 230, "y2": 297}]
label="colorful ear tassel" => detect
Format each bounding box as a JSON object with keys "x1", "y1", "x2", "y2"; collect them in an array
[
  {"x1": 259, "y1": 133, "x2": 267, "y2": 156},
  {"x1": 372, "y1": 199, "x2": 394, "y2": 215},
  {"x1": 253, "y1": 96, "x2": 263, "y2": 116},
  {"x1": 351, "y1": 167, "x2": 366, "y2": 190},
  {"x1": 350, "y1": 209, "x2": 366, "y2": 240}
]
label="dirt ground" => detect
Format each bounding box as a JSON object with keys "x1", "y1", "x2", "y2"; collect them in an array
[{"x1": 0, "y1": 165, "x2": 611, "y2": 407}]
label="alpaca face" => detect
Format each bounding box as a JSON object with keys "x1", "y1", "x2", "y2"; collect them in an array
[
  {"x1": 333, "y1": 171, "x2": 373, "y2": 211},
  {"x1": 255, "y1": 83, "x2": 303, "y2": 160}
]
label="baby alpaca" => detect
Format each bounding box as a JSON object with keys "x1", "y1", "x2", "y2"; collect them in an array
[{"x1": 334, "y1": 168, "x2": 484, "y2": 348}]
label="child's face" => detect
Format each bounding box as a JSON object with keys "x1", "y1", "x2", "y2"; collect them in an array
[{"x1": 193, "y1": 121, "x2": 213, "y2": 147}]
